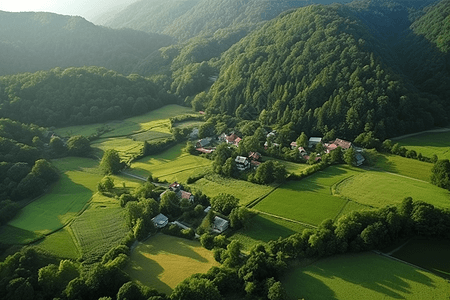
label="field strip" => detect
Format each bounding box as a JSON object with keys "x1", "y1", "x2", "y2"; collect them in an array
[
  {"x1": 254, "y1": 210, "x2": 317, "y2": 229},
  {"x1": 364, "y1": 166, "x2": 428, "y2": 183},
  {"x1": 246, "y1": 184, "x2": 281, "y2": 208},
  {"x1": 121, "y1": 171, "x2": 147, "y2": 181},
  {"x1": 391, "y1": 127, "x2": 450, "y2": 141}
]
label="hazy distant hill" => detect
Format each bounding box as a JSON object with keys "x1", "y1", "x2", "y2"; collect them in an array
[
  {"x1": 101, "y1": 0, "x2": 339, "y2": 41},
  {"x1": 0, "y1": 11, "x2": 174, "y2": 76}
]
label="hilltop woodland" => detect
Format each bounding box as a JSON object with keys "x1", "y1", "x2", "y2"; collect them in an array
[{"x1": 1, "y1": 0, "x2": 450, "y2": 299}]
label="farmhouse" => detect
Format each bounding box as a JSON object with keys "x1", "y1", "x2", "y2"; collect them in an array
[
  {"x1": 196, "y1": 137, "x2": 212, "y2": 148},
  {"x1": 161, "y1": 182, "x2": 195, "y2": 203},
  {"x1": 330, "y1": 138, "x2": 352, "y2": 150},
  {"x1": 248, "y1": 151, "x2": 261, "y2": 161},
  {"x1": 290, "y1": 141, "x2": 298, "y2": 149},
  {"x1": 308, "y1": 137, "x2": 322, "y2": 148},
  {"x1": 152, "y1": 213, "x2": 169, "y2": 228},
  {"x1": 219, "y1": 132, "x2": 242, "y2": 147},
  {"x1": 213, "y1": 216, "x2": 229, "y2": 233},
  {"x1": 235, "y1": 156, "x2": 250, "y2": 171}
]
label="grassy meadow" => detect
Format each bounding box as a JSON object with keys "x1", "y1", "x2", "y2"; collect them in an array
[
  {"x1": 33, "y1": 227, "x2": 79, "y2": 259},
  {"x1": 91, "y1": 137, "x2": 144, "y2": 161},
  {"x1": 130, "y1": 143, "x2": 212, "y2": 183},
  {"x1": 254, "y1": 166, "x2": 362, "y2": 226},
  {"x1": 391, "y1": 237, "x2": 450, "y2": 279},
  {"x1": 396, "y1": 131, "x2": 450, "y2": 161},
  {"x1": 7, "y1": 157, "x2": 102, "y2": 236},
  {"x1": 229, "y1": 214, "x2": 309, "y2": 252},
  {"x1": 70, "y1": 193, "x2": 129, "y2": 263},
  {"x1": 125, "y1": 234, "x2": 219, "y2": 295},
  {"x1": 191, "y1": 173, "x2": 275, "y2": 206},
  {"x1": 336, "y1": 171, "x2": 450, "y2": 209},
  {"x1": 373, "y1": 153, "x2": 432, "y2": 182},
  {"x1": 54, "y1": 105, "x2": 194, "y2": 138},
  {"x1": 0, "y1": 225, "x2": 43, "y2": 245},
  {"x1": 282, "y1": 252, "x2": 450, "y2": 300}
]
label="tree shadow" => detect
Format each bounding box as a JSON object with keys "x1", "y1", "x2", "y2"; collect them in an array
[{"x1": 370, "y1": 154, "x2": 399, "y2": 174}]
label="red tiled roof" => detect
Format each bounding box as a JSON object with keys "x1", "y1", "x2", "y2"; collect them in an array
[
  {"x1": 290, "y1": 141, "x2": 297, "y2": 147},
  {"x1": 226, "y1": 133, "x2": 238, "y2": 143},
  {"x1": 181, "y1": 190, "x2": 192, "y2": 199},
  {"x1": 331, "y1": 138, "x2": 352, "y2": 150}
]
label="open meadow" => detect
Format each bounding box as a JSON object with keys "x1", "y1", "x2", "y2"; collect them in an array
[
  {"x1": 6, "y1": 157, "x2": 102, "y2": 237},
  {"x1": 33, "y1": 227, "x2": 79, "y2": 259},
  {"x1": 396, "y1": 131, "x2": 450, "y2": 161},
  {"x1": 390, "y1": 237, "x2": 450, "y2": 279},
  {"x1": 125, "y1": 234, "x2": 219, "y2": 295},
  {"x1": 282, "y1": 252, "x2": 450, "y2": 300},
  {"x1": 229, "y1": 213, "x2": 309, "y2": 252},
  {"x1": 91, "y1": 137, "x2": 144, "y2": 161},
  {"x1": 253, "y1": 166, "x2": 364, "y2": 226},
  {"x1": 130, "y1": 143, "x2": 212, "y2": 183},
  {"x1": 54, "y1": 105, "x2": 194, "y2": 138},
  {"x1": 373, "y1": 153, "x2": 432, "y2": 182}
]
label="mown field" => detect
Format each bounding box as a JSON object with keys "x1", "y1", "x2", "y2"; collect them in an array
[
  {"x1": 391, "y1": 237, "x2": 450, "y2": 279},
  {"x1": 396, "y1": 131, "x2": 450, "y2": 161},
  {"x1": 254, "y1": 166, "x2": 363, "y2": 226},
  {"x1": 336, "y1": 171, "x2": 450, "y2": 209},
  {"x1": 191, "y1": 173, "x2": 275, "y2": 206},
  {"x1": 282, "y1": 252, "x2": 450, "y2": 300},
  {"x1": 125, "y1": 234, "x2": 219, "y2": 295},
  {"x1": 33, "y1": 227, "x2": 79, "y2": 259},
  {"x1": 70, "y1": 193, "x2": 129, "y2": 263},
  {"x1": 130, "y1": 143, "x2": 212, "y2": 183},
  {"x1": 91, "y1": 137, "x2": 143, "y2": 161},
  {"x1": 54, "y1": 104, "x2": 194, "y2": 138},
  {"x1": 229, "y1": 213, "x2": 309, "y2": 252},
  {"x1": 7, "y1": 157, "x2": 102, "y2": 236},
  {"x1": 373, "y1": 153, "x2": 432, "y2": 182}
]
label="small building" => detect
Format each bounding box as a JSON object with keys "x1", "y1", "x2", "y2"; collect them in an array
[
  {"x1": 290, "y1": 141, "x2": 298, "y2": 149},
  {"x1": 220, "y1": 133, "x2": 242, "y2": 147},
  {"x1": 181, "y1": 190, "x2": 195, "y2": 202},
  {"x1": 235, "y1": 156, "x2": 250, "y2": 171},
  {"x1": 204, "y1": 206, "x2": 211, "y2": 213},
  {"x1": 248, "y1": 151, "x2": 261, "y2": 161},
  {"x1": 213, "y1": 216, "x2": 229, "y2": 233},
  {"x1": 196, "y1": 137, "x2": 212, "y2": 148},
  {"x1": 308, "y1": 137, "x2": 323, "y2": 148},
  {"x1": 298, "y1": 147, "x2": 307, "y2": 156},
  {"x1": 330, "y1": 138, "x2": 352, "y2": 150},
  {"x1": 152, "y1": 213, "x2": 169, "y2": 228},
  {"x1": 267, "y1": 130, "x2": 277, "y2": 138},
  {"x1": 251, "y1": 160, "x2": 261, "y2": 169},
  {"x1": 264, "y1": 141, "x2": 280, "y2": 148},
  {"x1": 356, "y1": 153, "x2": 365, "y2": 166}
]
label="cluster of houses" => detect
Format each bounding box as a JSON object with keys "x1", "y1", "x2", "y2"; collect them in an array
[{"x1": 151, "y1": 182, "x2": 230, "y2": 233}]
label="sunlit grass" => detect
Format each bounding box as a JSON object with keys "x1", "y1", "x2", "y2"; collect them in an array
[{"x1": 396, "y1": 131, "x2": 450, "y2": 161}]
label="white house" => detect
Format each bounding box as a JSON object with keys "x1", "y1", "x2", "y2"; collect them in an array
[
  {"x1": 235, "y1": 156, "x2": 250, "y2": 171},
  {"x1": 213, "y1": 216, "x2": 229, "y2": 233},
  {"x1": 308, "y1": 137, "x2": 322, "y2": 148},
  {"x1": 152, "y1": 213, "x2": 169, "y2": 228}
]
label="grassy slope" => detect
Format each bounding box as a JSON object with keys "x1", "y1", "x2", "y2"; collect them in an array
[
  {"x1": 374, "y1": 153, "x2": 432, "y2": 182},
  {"x1": 282, "y1": 252, "x2": 450, "y2": 300},
  {"x1": 7, "y1": 157, "x2": 102, "y2": 235},
  {"x1": 70, "y1": 193, "x2": 129, "y2": 263},
  {"x1": 33, "y1": 227, "x2": 79, "y2": 259},
  {"x1": 254, "y1": 166, "x2": 363, "y2": 225},
  {"x1": 336, "y1": 171, "x2": 450, "y2": 209},
  {"x1": 54, "y1": 105, "x2": 194, "y2": 138},
  {"x1": 229, "y1": 214, "x2": 309, "y2": 252},
  {"x1": 125, "y1": 234, "x2": 219, "y2": 295},
  {"x1": 396, "y1": 131, "x2": 450, "y2": 161},
  {"x1": 130, "y1": 143, "x2": 212, "y2": 183},
  {"x1": 191, "y1": 173, "x2": 275, "y2": 206}
]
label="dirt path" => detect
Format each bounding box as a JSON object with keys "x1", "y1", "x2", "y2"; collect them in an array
[
  {"x1": 254, "y1": 210, "x2": 317, "y2": 229},
  {"x1": 391, "y1": 127, "x2": 450, "y2": 141}
]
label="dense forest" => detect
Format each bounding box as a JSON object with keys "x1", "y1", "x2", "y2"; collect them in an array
[
  {"x1": 0, "y1": 67, "x2": 178, "y2": 127},
  {"x1": 0, "y1": 11, "x2": 174, "y2": 76}
]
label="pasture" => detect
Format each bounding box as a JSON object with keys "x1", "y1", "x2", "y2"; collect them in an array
[
  {"x1": 191, "y1": 173, "x2": 275, "y2": 206},
  {"x1": 373, "y1": 153, "x2": 432, "y2": 182},
  {"x1": 229, "y1": 213, "x2": 309, "y2": 252},
  {"x1": 395, "y1": 131, "x2": 450, "y2": 161},
  {"x1": 336, "y1": 171, "x2": 450, "y2": 209},
  {"x1": 254, "y1": 166, "x2": 362, "y2": 226},
  {"x1": 125, "y1": 234, "x2": 219, "y2": 295},
  {"x1": 282, "y1": 252, "x2": 450, "y2": 300},
  {"x1": 130, "y1": 143, "x2": 212, "y2": 183},
  {"x1": 7, "y1": 157, "x2": 101, "y2": 236},
  {"x1": 391, "y1": 237, "x2": 450, "y2": 279},
  {"x1": 91, "y1": 137, "x2": 143, "y2": 161},
  {"x1": 54, "y1": 105, "x2": 194, "y2": 138},
  {"x1": 33, "y1": 228, "x2": 79, "y2": 259},
  {"x1": 70, "y1": 193, "x2": 129, "y2": 263},
  {"x1": 0, "y1": 225, "x2": 42, "y2": 245}
]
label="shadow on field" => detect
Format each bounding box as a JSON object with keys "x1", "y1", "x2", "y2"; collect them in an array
[
  {"x1": 294, "y1": 253, "x2": 437, "y2": 299},
  {"x1": 238, "y1": 214, "x2": 300, "y2": 244},
  {"x1": 139, "y1": 236, "x2": 209, "y2": 263},
  {"x1": 372, "y1": 154, "x2": 398, "y2": 174}
]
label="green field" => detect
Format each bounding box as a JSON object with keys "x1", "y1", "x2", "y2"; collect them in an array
[
  {"x1": 33, "y1": 227, "x2": 79, "y2": 259},
  {"x1": 391, "y1": 237, "x2": 450, "y2": 279},
  {"x1": 229, "y1": 213, "x2": 309, "y2": 252},
  {"x1": 254, "y1": 166, "x2": 362, "y2": 226},
  {"x1": 282, "y1": 252, "x2": 450, "y2": 300},
  {"x1": 55, "y1": 105, "x2": 194, "y2": 138},
  {"x1": 70, "y1": 193, "x2": 129, "y2": 263},
  {"x1": 91, "y1": 137, "x2": 144, "y2": 161},
  {"x1": 7, "y1": 157, "x2": 102, "y2": 236},
  {"x1": 191, "y1": 173, "x2": 275, "y2": 206},
  {"x1": 125, "y1": 234, "x2": 219, "y2": 295},
  {"x1": 373, "y1": 153, "x2": 432, "y2": 182},
  {"x1": 0, "y1": 225, "x2": 43, "y2": 245},
  {"x1": 336, "y1": 171, "x2": 450, "y2": 209},
  {"x1": 130, "y1": 143, "x2": 212, "y2": 183},
  {"x1": 396, "y1": 131, "x2": 450, "y2": 161}
]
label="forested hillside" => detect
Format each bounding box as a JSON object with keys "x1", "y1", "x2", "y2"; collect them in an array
[
  {"x1": 0, "y1": 11, "x2": 174, "y2": 76},
  {"x1": 0, "y1": 67, "x2": 178, "y2": 127},
  {"x1": 101, "y1": 0, "x2": 338, "y2": 41},
  {"x1": 191, "y1": 3, "x2": 449, "y2": 140}
]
